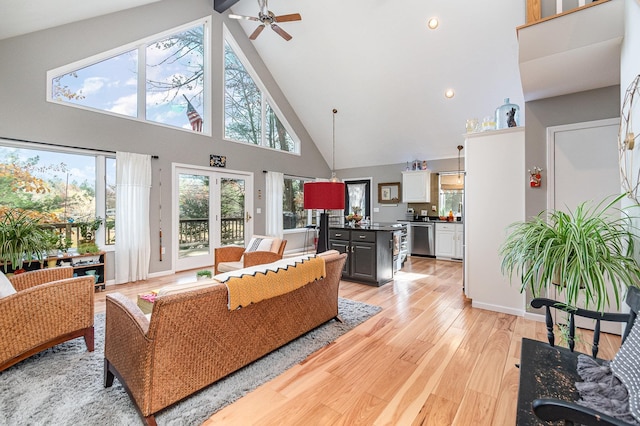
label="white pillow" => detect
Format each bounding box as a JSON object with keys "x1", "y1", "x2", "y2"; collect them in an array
[
  {"x1": 244, "y1": 237, "x2": 274, "y2": 253},
  {"x1": 0, "y1": 270, "x2": 17, "y2": 298}
]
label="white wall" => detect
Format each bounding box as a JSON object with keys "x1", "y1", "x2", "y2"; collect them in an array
[
  {"x1": 464, "y1": 128, "x2": 526, "y2": 316},
  {"x1": 621, "y1": 0, "x2": 640, "y2": 264},
  {"x1": 621, "y1": 0, "x2": 640, "y2": 135}
]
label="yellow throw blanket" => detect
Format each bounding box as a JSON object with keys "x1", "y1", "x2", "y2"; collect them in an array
[{"x1": 223, "y1": 256, "x2": 326, "y2": 310}]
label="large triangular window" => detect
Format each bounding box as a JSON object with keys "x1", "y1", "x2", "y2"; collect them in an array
[
  {"x1": 223, "y1": 29, "x2": 299, "y2": 154},
  {"x1": 47, "y1": 18, "x2": 209, "y2": 134}
]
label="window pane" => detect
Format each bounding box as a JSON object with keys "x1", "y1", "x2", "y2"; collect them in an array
[
  {"x1": 346, "y1": 183, "x2": 367, "y2": 216},
  {"x1": 178, "y1": 174, "x2": 210, "y2": 258},
  {"x1": 105, "y1": 157, "x2": 116, "y2": 245},
  {"x1": 146, "y1": 25, "x2": 205, "y2": 131},
  {"x1": 440, "y1": 190, "x2": 464, "y2": 216},
  {"x1": 52, "y1": 51, "x2": 138, "y2": 117},
  {"x1": 221, "y1": 178, "x2": 245, "y2": 245},
  {"x1": 283, "y1": 178, "x2": 306, "y2": 230},
  {"x1": 266, "y1": 102, "x2": 295, "y2": 152},
  {"x1": 224, "y1": 41, "x2": 261, "y2": 144},
  {"x1": 0, "y1": 145, "x2": 99, "y2": 249}
]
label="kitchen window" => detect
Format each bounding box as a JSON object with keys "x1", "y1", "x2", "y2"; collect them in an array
[{"x1": 439, "y1": 173, "x2": 464, "y2": 217}]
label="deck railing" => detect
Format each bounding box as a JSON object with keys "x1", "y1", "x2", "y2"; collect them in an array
[
  {"x1": 46, "y1": 222, "x2": 110, "y2": 249},
  {"x1": 178, "y1": 217, "x2": 245, "y2": 252},
  {"x1": 45, "y1": 217, "x2": 245, "y2": 253}
]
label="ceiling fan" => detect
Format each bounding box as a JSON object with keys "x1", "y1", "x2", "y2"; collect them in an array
[{"x1": 228, "y1": 0, "x2": 301, "y2": 41}]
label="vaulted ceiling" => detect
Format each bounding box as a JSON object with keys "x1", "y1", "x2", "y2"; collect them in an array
[
  {"x1": 0, "y1": 0, "x2": 527, "y2": 170},
  {"x1": 227, "y1": 0, "x2": 526, "y2": 169}
]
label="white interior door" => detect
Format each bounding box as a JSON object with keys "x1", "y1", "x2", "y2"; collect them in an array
[
  {"x1": 547, "y1": 118, "x2": 621, "y2": 331},
  {"x1": 173, "y1": 165, "x2": 253, "y2": 272}
]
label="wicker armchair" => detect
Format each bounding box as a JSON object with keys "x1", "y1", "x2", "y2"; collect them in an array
[
  {"x1": 214, "y1": 237, "x2": 287, "y2": 274},
  {"x1": 0, "y1": 267, "x2": 95, "y2": 372}
]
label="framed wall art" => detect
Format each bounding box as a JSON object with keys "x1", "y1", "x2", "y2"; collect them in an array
[{"x1": 378, "y1": 182, "x2": 401, "y2": 204}]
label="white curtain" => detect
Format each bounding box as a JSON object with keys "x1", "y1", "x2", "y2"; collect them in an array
[
  {"x1": 265, "y1": 171, "x2": 284, "y2": 239},
  {"x1": 115, "y1": 152, "x2": 152, "y2": 283}
]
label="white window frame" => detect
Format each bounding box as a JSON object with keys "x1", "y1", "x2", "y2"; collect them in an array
[
  {"x1": 46, "y1": 17, "x2": 211, "y2": 136},
  {"x1": 222, "y1": 25, "x2": 301, "y2": 155}
]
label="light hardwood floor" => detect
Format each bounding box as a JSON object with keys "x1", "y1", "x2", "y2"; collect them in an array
[{"x1": 96, "y1": 256, "x2": 622, "y2": 425}]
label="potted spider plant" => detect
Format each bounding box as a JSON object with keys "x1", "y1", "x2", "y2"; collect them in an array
[
  {"x1": 499, "y1": 194, "x2": 640, "y2": 312},
  {"x1": 0, "y1": 210, "x2": 51, "y2": 273}
]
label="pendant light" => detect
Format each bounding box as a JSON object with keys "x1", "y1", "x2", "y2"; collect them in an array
[
  {"x1": 457, "y1": 145, "x2": 464, "y2": 184},
  {"x1": 330, "y1": 108, "x2": 340, "y2": 182}
]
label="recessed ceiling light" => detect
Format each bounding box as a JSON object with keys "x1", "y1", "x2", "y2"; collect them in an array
[
  {"x1": 445, "y1": 89, "x2": 455, "y2": 99},
  {"x1": 427, "y1": 17, "x2": 439, "y2": 30}
]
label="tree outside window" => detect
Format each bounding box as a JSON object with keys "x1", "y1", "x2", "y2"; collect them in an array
[
  {"x1": 224, "y1": 38, "x2": 299, "y2": 154},
  {"x1": 283, "y1": 177, "x2": 307, "y2": 230}
]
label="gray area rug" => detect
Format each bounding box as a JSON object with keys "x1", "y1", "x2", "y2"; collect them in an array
[{"x1": 0, "y1": 297, "x2": 381, "y2": 425}]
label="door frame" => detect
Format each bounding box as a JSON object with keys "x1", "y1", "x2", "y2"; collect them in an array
[{"x1": 171, "y1": 163, "x2": 254, "y2": 272}]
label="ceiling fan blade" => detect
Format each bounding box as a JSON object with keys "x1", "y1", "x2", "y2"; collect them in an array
[
  {"x1": 249, "y1": 25, "x2": 266, "y2": 40},
  {"x1": 271, "y1": 24, "x2": 292, "y2": 41},
  {"x1": 228, "y1": 14, "x2": 259, "y2": 21},
  {"x1": 274, "y1": 13, "x2": 301, "y2": 23}
]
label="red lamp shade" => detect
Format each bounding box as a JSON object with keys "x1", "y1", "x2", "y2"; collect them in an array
[{"x1": 303, "y1": 182, "x2": 345, "y2": 210}]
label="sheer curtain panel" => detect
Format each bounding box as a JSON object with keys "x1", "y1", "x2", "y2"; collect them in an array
[
  {"x1": 115, "y1": 152, "x2": 152, "y2": 283},
  {"x1": 265, "y1": 171, "x2": 284, "y2": 239}
]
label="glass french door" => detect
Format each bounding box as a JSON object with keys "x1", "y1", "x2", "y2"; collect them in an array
[{"x1": 174, "y1": 166, "x2": 252, "y2": 272}]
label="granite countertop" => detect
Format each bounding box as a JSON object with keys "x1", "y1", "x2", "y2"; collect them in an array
[
  {"x1": 330, "y1": 222, "x2": 404, "y2": 232},
  {"x1": 398, "y1": 218, "x2": 463, "y2": 224}
]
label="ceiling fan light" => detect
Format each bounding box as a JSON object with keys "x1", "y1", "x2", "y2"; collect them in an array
[{"x1": 427, "y1": 17, "x2": 439, "y2": 30}]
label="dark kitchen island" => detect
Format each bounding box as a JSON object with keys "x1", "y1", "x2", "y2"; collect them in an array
[{"x1": 328, "y1": 223, "x2": 402, "y2": 286}]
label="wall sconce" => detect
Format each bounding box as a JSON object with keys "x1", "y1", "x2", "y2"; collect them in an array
[{"x1": 529, "y1": 166, "x2": 542, "y2": 188}]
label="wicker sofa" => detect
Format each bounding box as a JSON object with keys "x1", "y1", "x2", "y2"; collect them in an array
[
  {"x1": 0, "y1": 267, "x2": 95, "y2": 372},
  {"x1": 104, "y1": 251, "x2": 347, "y2": 425}
]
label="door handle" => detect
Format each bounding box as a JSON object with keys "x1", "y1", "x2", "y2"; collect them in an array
[{"x1": 245, "y1": 211, "x2": 252, "y2": 222}]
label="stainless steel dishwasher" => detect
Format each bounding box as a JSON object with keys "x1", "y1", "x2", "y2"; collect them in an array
[{"x1": 410, "y1": 222, "x2": 435, "y2": 256}]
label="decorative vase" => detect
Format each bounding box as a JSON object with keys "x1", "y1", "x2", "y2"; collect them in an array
[{"x1": 495, "y1": 98, "x2": 520, "y2": 129}]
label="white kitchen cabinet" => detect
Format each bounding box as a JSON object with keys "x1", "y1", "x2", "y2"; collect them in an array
[
  {"x1": 435, "y1": 222, "x2": 463, "y2": 260},
  {"x1": 402, "y1": 170, "x2": 430, "y2": 203},
  {"x1": 454, "y1": 223, "x2": 463, "y2": 259}
]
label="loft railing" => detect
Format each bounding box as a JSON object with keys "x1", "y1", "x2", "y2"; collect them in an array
[{"x1": 525, "y1": 0, "x2": 607, "y2": 25}]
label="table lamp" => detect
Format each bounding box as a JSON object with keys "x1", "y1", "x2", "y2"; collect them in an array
[{"x1": 303, "y1": 181, "x2": 345, "y2": 253}]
